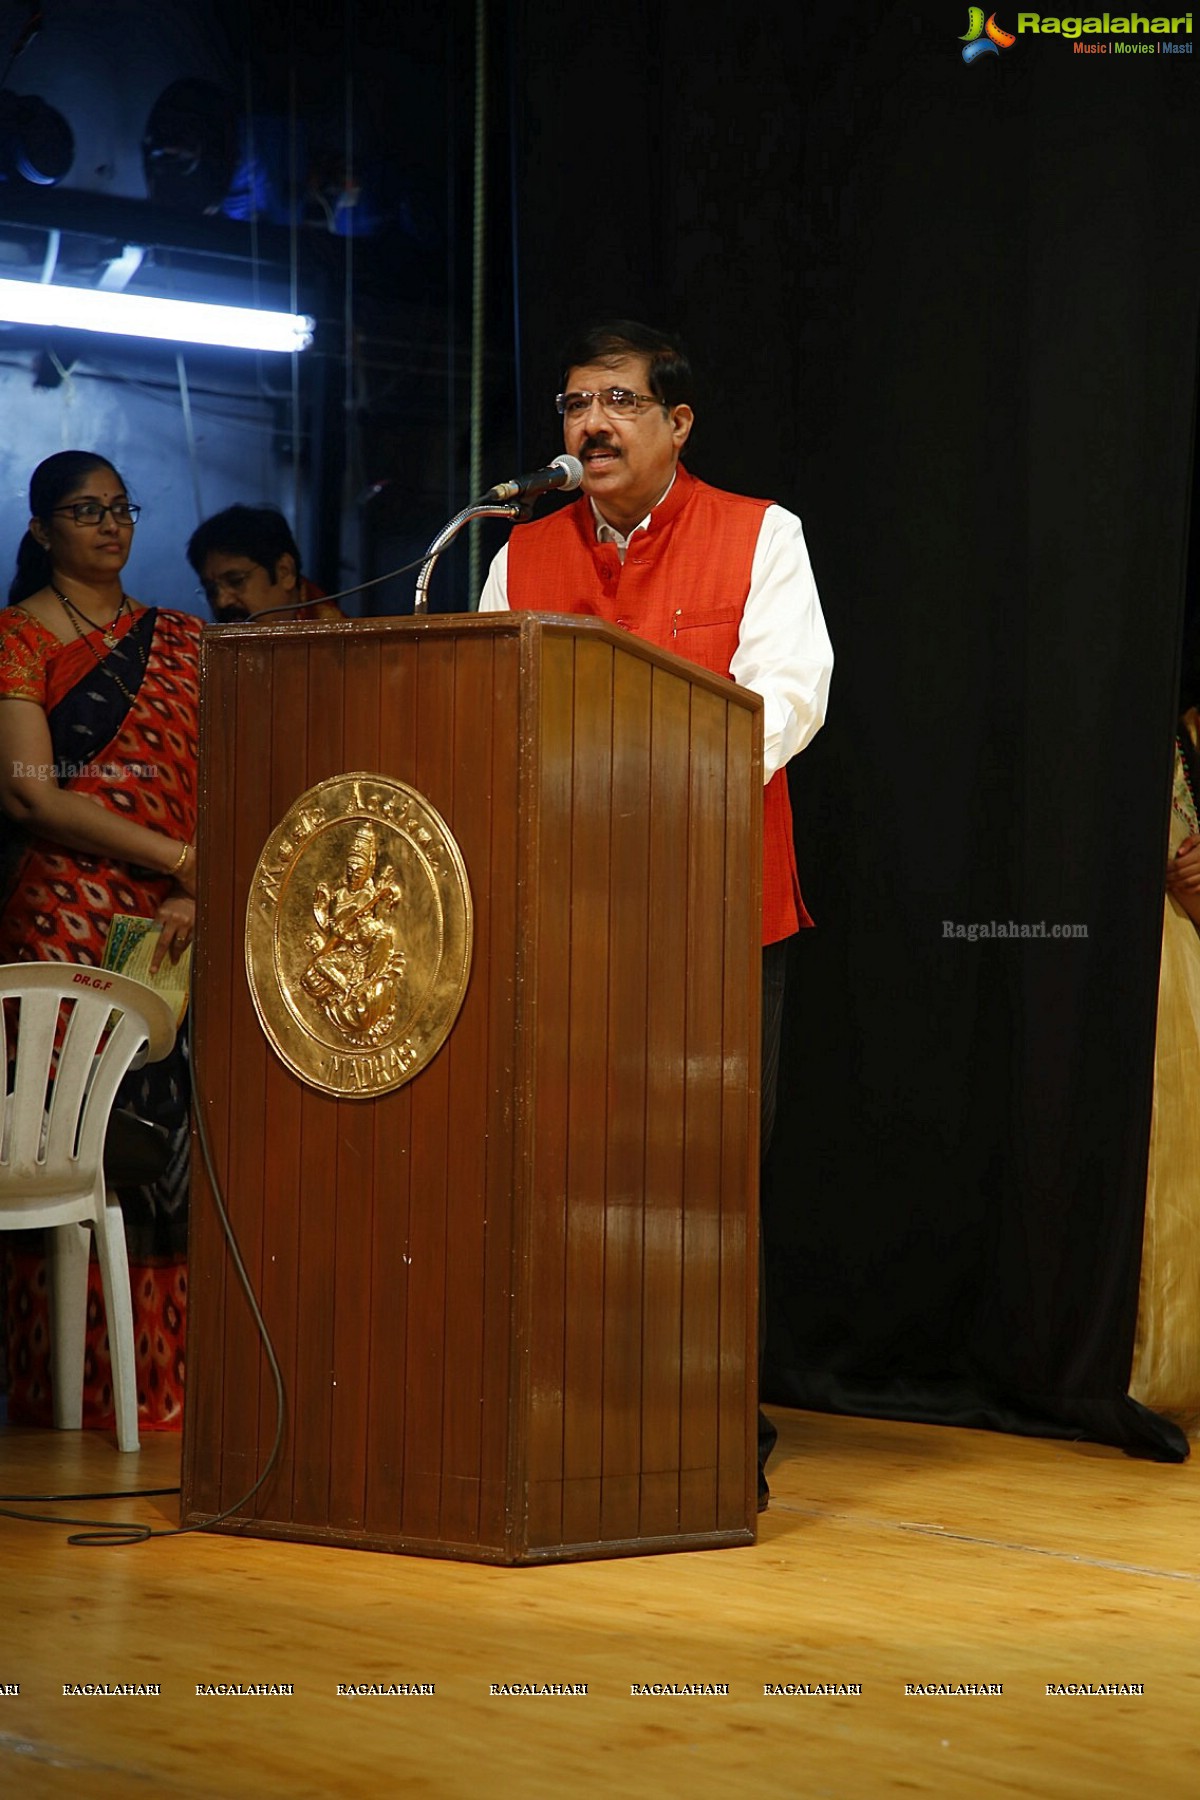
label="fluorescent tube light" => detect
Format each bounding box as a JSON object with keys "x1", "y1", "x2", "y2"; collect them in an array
[{"x1": 0, "y1": 277, "x2": 314, "y2": 353}]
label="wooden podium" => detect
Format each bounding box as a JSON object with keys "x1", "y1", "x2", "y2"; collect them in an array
[{"x1": 181, "y1": 611, "x2": 762, "y2": 1563}]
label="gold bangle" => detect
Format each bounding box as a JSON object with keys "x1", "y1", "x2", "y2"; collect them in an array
[{"x1": 168, "y1": 840, "x2": 192, "y2": 875}]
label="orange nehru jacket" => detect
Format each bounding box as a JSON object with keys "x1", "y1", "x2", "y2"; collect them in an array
[{"x1": 505, "y1": 463, "x2": 811, "y2": 945}]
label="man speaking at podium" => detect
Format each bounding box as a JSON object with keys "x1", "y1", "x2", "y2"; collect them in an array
[{"x1": 478, "y1": 319, "x2": 833, "y2": 1508}]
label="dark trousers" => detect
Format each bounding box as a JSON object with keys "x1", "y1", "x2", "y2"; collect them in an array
[{"x1": 758, "y1": 938, "x2": 789, "y2": 1474}]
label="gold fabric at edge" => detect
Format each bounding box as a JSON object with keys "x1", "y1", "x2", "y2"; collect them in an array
[{"x1": 1130, "y1": 710, "x2": 1200, "y2": 1429}]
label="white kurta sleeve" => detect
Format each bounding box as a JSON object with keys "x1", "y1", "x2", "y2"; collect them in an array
[
  {"x1": 730, "y1": 505, "x2": 833, "y2": 783},
  {"x1": 477, "y1": 543, "x2": 511, "y2": 612}
]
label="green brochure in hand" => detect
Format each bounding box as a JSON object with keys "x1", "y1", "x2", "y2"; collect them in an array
[{"x1": 101, "y1": 913, "x2": 192, "y2": 1029}]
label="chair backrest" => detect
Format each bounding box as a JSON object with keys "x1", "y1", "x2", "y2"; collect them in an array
[{"x1": 0, "y1": 963, "x2": 176, "y2": 1212}]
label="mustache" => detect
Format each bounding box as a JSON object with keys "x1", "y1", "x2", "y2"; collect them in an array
[{"x1": 580, "y1": 432, "x2": 618, "y2": 453}]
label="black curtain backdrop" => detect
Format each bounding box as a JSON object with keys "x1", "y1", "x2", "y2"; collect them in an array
[{"x1": 509, "y1": 2, "x2": 1200, "y2": 1458}]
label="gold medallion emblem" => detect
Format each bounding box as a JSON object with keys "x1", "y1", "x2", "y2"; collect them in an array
[{"x1": 245, "y1": 773, "x2": 473, "y2": 1097}]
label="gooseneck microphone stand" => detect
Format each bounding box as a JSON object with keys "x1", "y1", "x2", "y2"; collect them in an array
[{"x1": 413, "y1": 498, "x2": 531, "y2": 614}]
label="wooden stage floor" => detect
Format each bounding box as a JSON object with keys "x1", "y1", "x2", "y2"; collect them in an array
[{"x1": 1, "y1": 1404, "x2": 1196, "y2": 1798}]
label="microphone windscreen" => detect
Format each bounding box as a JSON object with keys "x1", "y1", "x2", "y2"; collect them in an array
[{"x1": 553, "y1": 454, "x2": 583, "y2": 491}]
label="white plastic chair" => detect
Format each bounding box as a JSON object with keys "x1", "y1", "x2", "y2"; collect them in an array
[{"x1": 0, "y1": 962, "x2": 176, "y2": 1452}]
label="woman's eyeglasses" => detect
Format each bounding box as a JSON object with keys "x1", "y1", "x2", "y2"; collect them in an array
[{"x1": 51, "y1": 500, "x2": 141, "y2": 527}]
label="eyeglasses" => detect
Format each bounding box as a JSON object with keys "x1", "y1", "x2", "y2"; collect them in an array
[
  {"x1": 555, "y1": 387, "x2": 666, "y2": 419},
  {"x1": 198, "y1": 567, "x2": 258, "y2": 605},
  {"x1": 51, "y1": 500, "x2": 141, "y2": 526}
]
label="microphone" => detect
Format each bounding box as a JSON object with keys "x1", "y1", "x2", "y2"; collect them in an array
[{"x1": 484, "y1": 454, "x2": 583, "y2": 503}]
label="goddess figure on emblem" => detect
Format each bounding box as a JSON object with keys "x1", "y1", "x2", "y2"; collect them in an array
[{"x1": 300, "y1": 821, "x2": 405, "y2": 1045}]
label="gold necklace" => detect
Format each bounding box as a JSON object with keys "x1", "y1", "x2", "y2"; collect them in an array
[{"x1": 53, "y1": 586, "x2": 146, "y2": 704}]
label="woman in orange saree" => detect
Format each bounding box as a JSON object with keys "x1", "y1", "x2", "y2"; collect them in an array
[{"x1": 0, "y1": 450, "x2": 202, "y2": 1432}]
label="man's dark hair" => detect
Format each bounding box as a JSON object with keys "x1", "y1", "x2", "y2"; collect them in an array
[
  {"x1": 559, "y1": 319, "x2": 694, "y2": 408},
  {"x1": 186, "y1": 504, "x2": 302, "y2": 581}
]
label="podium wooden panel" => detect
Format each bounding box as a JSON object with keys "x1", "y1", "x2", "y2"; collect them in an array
[{"x1": 181, "y1": 611, "x2": 762, "y2": 1562}]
